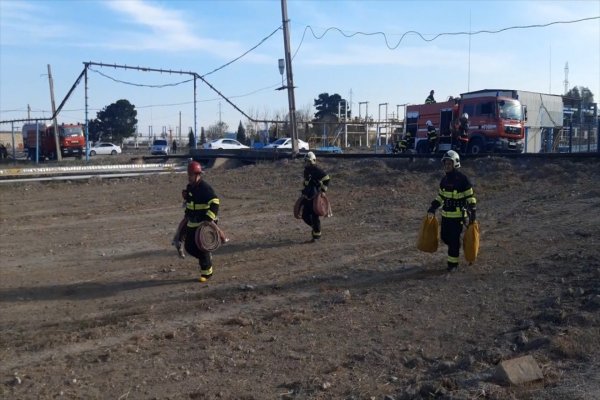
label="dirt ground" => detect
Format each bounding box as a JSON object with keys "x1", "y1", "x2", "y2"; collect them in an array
[{"x1": 1, "y1": 156, "x2": 599, "y2": 400}]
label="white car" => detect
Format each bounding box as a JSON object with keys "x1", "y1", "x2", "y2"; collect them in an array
[
  {"x1": 204, "y1": 138, "x2": 249, "y2": 150},
  {"x1": 88, "y1": 142, "x2": 122, "y2": 156},
  {"x1": 264, "y1": 137, "x2": 309, "y2": 150}
]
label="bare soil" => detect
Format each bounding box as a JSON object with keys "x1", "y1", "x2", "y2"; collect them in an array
[{"x1": 1, "y1": 156, "x2": 599, "y2": 400}]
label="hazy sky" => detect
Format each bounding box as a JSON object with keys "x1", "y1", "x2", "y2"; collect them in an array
[{"x1": 1, "y1": 0, "x2": 598, "y2": 137}]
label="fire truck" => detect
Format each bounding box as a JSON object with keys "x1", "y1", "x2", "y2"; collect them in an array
[
  {"x1": 22, "y1": 122, "x2": 86, "y2": 160},
  {"x1": 406, "y1": 89, "x2": 526, "y2": 154}
]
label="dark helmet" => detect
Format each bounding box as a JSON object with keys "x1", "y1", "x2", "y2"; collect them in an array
[{"x1": 187, "y1": 161, "x2": 202, "y2": 175}]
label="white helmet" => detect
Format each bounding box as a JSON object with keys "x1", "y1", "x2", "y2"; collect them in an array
[
  {"x1": 442, "y1": 150, "x2": 460, "y2": 168},
  {"x1": 304, "y1": 151, "x2": 316, "y2": 164},
  {"x1": 461, "y1": 113, "x2": 469, "y2": 120},
  {"x1": 426, "y1": 120, "x2": 433, "y2": 127}
]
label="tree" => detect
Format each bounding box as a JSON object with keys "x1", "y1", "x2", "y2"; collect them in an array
[
  {"x1": 87, "y1": 118, "x2": 103, "y2": 143},
  {"x1": 188, "y1": 127, "x2": 196, "y2": 148},
  {"x1": 90, "y1": 99, "x2": 138, "y2": 144},
  {"x1": 206, "y1": 121, "x2": 228, "y2": 139},
  {"x1": 565, "y1": 86, "x2": 595, "y2": 124},
  {"x1": 313, "y1": 93, "x2": 351, "y2": 120},
  {"x1": 200, "y1": 127, "x2": 206, "y2": 145},
  {"x1": 236, "y1": 121, "x2": 246, "y2": 144}
]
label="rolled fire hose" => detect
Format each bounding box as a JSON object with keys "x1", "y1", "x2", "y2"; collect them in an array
[{"x1": 195, "y1": 221, "x2": 228, "y2": 252}]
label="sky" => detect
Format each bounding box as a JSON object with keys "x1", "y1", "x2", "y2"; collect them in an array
[{"x1": 1, "y1": 0, "x2": 599, "y2": 139}]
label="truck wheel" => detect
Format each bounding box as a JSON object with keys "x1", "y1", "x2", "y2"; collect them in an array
[
  {"x1": 416, "y1": 141, "x2": 428, "y2": 154},
  {"x1": 467, "y1": 140, "x2": 483, "y2": 155}
]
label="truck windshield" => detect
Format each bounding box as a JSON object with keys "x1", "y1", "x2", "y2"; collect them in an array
[
  {"x1": 498, "y1": 100, "x2": 522, "y2": 120},
  {"x1": 60, "y1": 127, "x2": 83, "y2": 137}
]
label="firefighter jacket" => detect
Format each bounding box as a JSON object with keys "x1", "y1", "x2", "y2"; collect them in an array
[
  {"x1": 429, "y1": 170, "x2": 476, "y2": 219},
  {"x1": 184, "y1": 180, "x2": 220, "y2": 228},
  {"x1": 302, "y1": 164, "x2": 330, "y2": 199}
]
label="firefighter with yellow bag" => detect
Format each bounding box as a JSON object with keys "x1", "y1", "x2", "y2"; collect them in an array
[{"x1": 425, "y1": 150, "x2": 478, "y2": 271}]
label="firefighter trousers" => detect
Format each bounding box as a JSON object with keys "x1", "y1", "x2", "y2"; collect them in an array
[
  {"x1": 440, "y1": 217, "x2": 463, "y2": 268},
  {"x1": 184, "y1": 226, "x2": 213, "y2": 273},
  {"x1": 301, "y1": 198, "x2": 321, "y2": 239}
]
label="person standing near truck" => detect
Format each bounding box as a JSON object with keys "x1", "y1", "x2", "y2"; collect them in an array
[
  {"x1": 426, "y1": 120, "x2": 438, "y2": 153},
  {"x1": 427, "y1": 150, "x2": 476, "y2": 272}
]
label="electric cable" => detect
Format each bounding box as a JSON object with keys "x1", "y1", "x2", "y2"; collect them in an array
[{"x1": 294, "y1": 16, "x2": 600, "y2": 52}]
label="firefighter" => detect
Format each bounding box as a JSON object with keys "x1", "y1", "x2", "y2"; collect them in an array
[
  {"x1": 301, "y1": 151, "x2": 330, "y2": 242},
  {"x1": 426, "y1": 120, "x2": 438, "y2": 153},
  {"x1": 427, "y1": 150, "x2": 476, "y2": 272},
  {"x1": 182, "y1": 160, "x2": 220, "y2": 282},
  {"x1": 457, "y1": 113, "x2": 470, "y2": 153},
  {"x1": 450, "y1": 113, "x2": 469, "y2": 152},
  {"x1": 425, "y1": 90, "x2": 436, "y2": 104}
]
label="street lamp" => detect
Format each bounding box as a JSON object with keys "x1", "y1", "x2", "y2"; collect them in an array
[{"x1": 276, "y1": 59, "x2": 286, "y2": 91}]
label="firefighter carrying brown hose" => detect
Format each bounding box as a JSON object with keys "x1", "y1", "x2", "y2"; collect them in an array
[
  {"x1": 174, "y1": 161, "x2": 220, "y2": 282},
  {"x1": 427, "y1": 150, "x2": 476, "y2": 271},
  {"x1": 301, "y1": 152, "x2": 330, "y2": 242}
]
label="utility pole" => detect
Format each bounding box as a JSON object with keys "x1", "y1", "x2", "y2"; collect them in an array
[
  {"x1": 281, "y1": 0, "x2": 298, "y2": 154},
  {"x1": 218, "y1": 102, "x2": 222, "y2": 136},
  {"x1": 47, "y1": 64, "x2": 62, "y2": 161},
  {"x1": 179, "y1": 111, "x2": 182, "y2": 144},
  {"x1": 27, "y1": 104, "x2": 31, "y2": 121}
]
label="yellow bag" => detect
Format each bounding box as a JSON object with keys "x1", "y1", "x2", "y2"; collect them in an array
[
  {"x1": 417, "y1": 214, "x2": 439, "y2": 253},
  {"x1": 463, "y1": 221, "x2": 480, "y2": 263}
]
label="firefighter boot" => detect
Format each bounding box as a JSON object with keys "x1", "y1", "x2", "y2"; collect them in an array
[
  {"x1": 199, "y1": 266, "x2": 213, "y2": 283},
  {"x1": 447, "y1": 261, "x2": 459, "y2": 272}
]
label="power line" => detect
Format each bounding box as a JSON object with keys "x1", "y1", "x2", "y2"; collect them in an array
[
  {"x1": 200, "y1": 26, "x2": 282, "y2": 78},
  {"x1": 295, "y1": 16, "x2": 600, "y2": 51},
  {"x1": 89, "y1": 67, "x2": 194, "y2": 88}
]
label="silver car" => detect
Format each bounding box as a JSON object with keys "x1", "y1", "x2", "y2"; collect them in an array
[{"x1": 150, "y1": 139, "x2": 170, "y2": 155}]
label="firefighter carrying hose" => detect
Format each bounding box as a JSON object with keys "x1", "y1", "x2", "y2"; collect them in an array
[
  {"x1": 179, "y1": 160, "x2": 220, "y2": 282},
  {"x1": 301, "y1": 152, "x2": 330, "y2": 242},
  {"x1": 427, "y1": 150, "x2": 477, "y2": 271}
]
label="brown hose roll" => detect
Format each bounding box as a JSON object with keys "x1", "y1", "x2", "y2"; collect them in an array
[{"x1": 195, "y1": 221, "x2": 222, "y2": 252}]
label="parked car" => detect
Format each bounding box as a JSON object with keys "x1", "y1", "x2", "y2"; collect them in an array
[
  {"x1": 204, "y1": 138, "x2": 249, "y2": 150},
  {"x1": 264, "y1": 137, "x2": 309, "y2": 150},
  {"x1": 150, "y1": 139, "x2": 170, "y2": 155},
  {"x1": 88, "y1": 142, "x2": 122, "y2": 156}
]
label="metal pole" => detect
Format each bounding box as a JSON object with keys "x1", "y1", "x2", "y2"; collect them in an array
[
  {"x1": 35, "y1": 120, "x2": 40, "y2": 164},
  {"x1": 194, "y1": 76, "x2": 198, "y2": 149},
  {"x1": 281, "y1": 0, "x2": 298, "y2": 154},
  {"x1": 344, "y1": 100, "x2": 348, "y2": 148},
  {"x1": 365, "y1": 102, "x2": 369, "y2": 147},
  {"x1": 47, "y1": 64, "x2": 62, "y2": 161},
  {"x1": 84, "y1": 65, "x2": 89, "y2": 162},
  {"x1": 11, "y1": 121, "x2": 15, "y2": 163}
]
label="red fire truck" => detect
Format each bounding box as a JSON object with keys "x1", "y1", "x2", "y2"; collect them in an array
[
  {"x1": 406, "y1": 89, "x2": 526, "y2": 154},
  {"x1": 22, "y1": 122, "x2": 86, "y2": 160}
]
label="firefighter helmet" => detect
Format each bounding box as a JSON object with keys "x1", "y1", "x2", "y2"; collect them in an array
[
  {"x1": 442, "y1": 150, "x2": 461, "y2": 168},
  {"x1": 426, "y1": 120, "x2": 433, "y2": 127},
  {"x1": 304, "y1": 151, "x2": 316, "y2": 164},
  {"x1": 187, "y1": 161, "x2": 202, "y2": 175}
]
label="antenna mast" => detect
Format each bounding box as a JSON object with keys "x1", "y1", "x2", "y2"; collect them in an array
[{"x1": 564, "y1": 62, "x2": 569, "y2": 94}]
